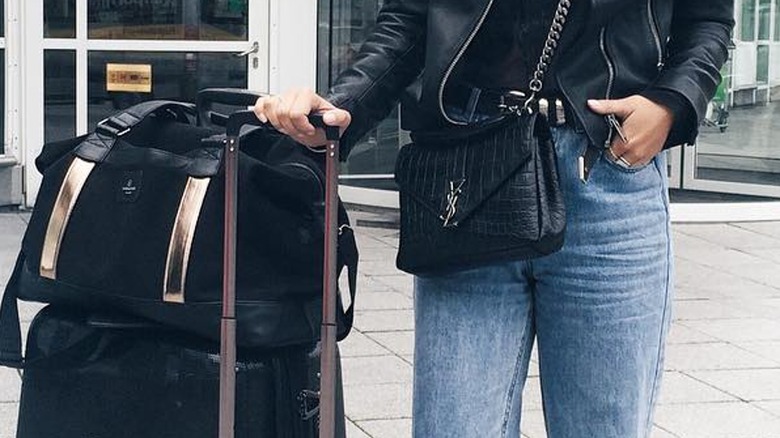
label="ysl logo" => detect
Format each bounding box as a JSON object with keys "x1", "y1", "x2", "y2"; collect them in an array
[{"x1": 440, "y1": 179, "x2": 465, "y2": 228}]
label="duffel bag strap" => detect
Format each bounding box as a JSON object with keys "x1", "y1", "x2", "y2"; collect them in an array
[
  {"x1": 95, "y1": 100, "x2": 195, "y2": 138},
  {"x1": 0, "y1": 253, "x2": 26, "y2": 368},
  {"x1": 75, "y1": 101, "x2": 197, "y2": 164}
]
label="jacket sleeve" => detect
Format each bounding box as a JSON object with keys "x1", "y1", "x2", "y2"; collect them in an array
[
  {"x1": 647, "y1": 0, "x2": 734, "y2": 146},
  {"x1": 324, "y1": 1, "x2": 428, "y2": 158}
]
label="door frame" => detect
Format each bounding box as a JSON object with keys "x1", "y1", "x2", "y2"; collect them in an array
[{"x1": 21, "y1": 0, "x2": 270, "y2": 206}]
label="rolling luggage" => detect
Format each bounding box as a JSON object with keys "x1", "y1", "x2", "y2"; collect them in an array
[
  {"x1": 16, "y1": 305, "x2": 345, "y2": 438},
  {"x1": 2, "y1": 89, "x2": 351, "y2": 437}
]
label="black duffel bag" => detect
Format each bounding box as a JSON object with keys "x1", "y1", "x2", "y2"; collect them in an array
[{"x1": 0, "y1": 97, "x2": 358, "y2": 367}]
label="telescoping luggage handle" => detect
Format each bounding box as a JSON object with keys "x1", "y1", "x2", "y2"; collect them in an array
[{"x1": 216, "y1": 94, "x2": 341, "y2": 438}]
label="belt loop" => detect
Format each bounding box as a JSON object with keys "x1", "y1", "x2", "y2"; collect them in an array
[{"x1": 465, "y1": 87, "x2": 482, "y2": 123}]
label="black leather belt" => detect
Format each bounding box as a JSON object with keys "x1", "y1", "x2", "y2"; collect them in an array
[{"x1": 445, "y1": 85, "x2": 574, "y2": 126}]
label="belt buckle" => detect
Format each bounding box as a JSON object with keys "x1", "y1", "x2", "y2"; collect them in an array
[{"x1": 497, "y1": 90, "x2": 527, "y2": 115}]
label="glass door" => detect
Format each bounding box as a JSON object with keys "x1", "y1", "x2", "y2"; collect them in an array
[
  {"x1": 23, "y1": 0, "x2": 269, "y2": 205},
  {"x1": 682, "y1": 0, "x2": 780, "y2": 198}
]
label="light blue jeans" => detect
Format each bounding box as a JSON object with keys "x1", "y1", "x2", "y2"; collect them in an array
[{"x1": 412, "y1": 124, "x2": 674, "y2": 438}]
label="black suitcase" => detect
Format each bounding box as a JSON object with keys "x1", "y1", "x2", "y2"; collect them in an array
[{"x1": 16, "y1": 305, "x2": 346, "y2": 438}]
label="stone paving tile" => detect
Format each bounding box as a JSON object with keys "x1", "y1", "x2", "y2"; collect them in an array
[
  {"x1": 673, "y1": 264, "x2": 780, "y2": 299},
  {"x1": 356, "y1": 418, "x2": 412, "y2": 438},
  {"x1": 340, "y1": 331, "x2": 393, "y2": 358},
  {"x1": 0, "y1": 369, "x2": 21, "y2": 403},
  {"x1": 372, "y1": 275, "x2": 414, "y2": 296},
  {"x1": 656, "y1": 371, "x2": 736, "y2": 404},
  {"x1": 737, "y1": 341, "x2": 780, "y2": 364},
  {"x1": 0, "y1": 403, "x2": 19, "y2": 438},
  {"x1": 745, "y1": 248, "x2": 780, "y2": 264},
  {"x1": 688, "y1": 369, "x2": 780, "y2": 401},
  {"x1": 664, "y1": 342, "x2": 778, "y2": 371},
  {"x1": 676, "y1": 224, "x2": 780, "y2": 250},
  {"x1": 352, "y1": 309, "x2": 414, "y2": 333},
  {"x1": 653, "y1": 402, "x2": 780, "y2": 437},
  {"x1": 343, "y1": 383, "x2": 411, "y2": 421},
  {"x1": 341, "y1": 356, "x2": 412, "y2": 387},
  {"x1": 346, "y1": 419, "x2": 371, "y2": 438},
  {"x1": 671, "y1": 299, "x2": 755, "y2": 320},
  {"x1": 355, "y1": 291, "x2": 413, "y2": 311},
  {"x1": 756, "y1": 401, "x2": 780, "y2": 419},
  {"x1": 367, "y1": 332, "x2": 414, "y2": 357},
  {"x1": 520, "y1": 409, "x2": 547, "y2": 438},
  {"x1": 733, "y1": 222, "x2": 780, "y2": 240},
  {"x1": 521, "y1": 377, "x2": 544, "y2": 411},
  {"x1": 718, "y1": 260, "x2": 780, "y2": 289},
  {"x1": 666, "y1": 322, "x2": 720, "y2": 344},
  {"x1": 682, "y1": 318, "x2": 780, "y2": 343}
]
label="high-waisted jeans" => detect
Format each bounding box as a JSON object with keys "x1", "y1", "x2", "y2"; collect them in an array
[{"x1": 412, "y1": 123, "x2": 674, "y2": 438}]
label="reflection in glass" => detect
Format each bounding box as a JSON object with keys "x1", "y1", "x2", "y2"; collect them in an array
[
  {"x1": 775, "y1": 0, "x2": 780, "y2": 41},
  {"x1": 696, "y1": 101, "x2": 780, "y2": 187},
  {"x1": 0, "y1": 1, "x2": 4, "y2": 38},
  {"x1": 45, "y1": 51, "x2": 76, "y2": 144},
  {"x1": 758, "y1": 0, "x2": 771, "y2": 40},
  {"x1": 0, "y1": 51, "x2": 4, "y2": 155},
  {"x1": 87, "y1": 51, "x2": 247, "y2": 129},
  {"x1": 741, "y1": 0, "x2": 756, "y2": 41},
  {"x1": 88, "y1": 0, "x2": 247, "y2": 41},
  {"x1": 45, "y1": 0, "x2": 76, "y2": 38},
  {"x1": 757, "y1": 45, "x2": 769, "y2": 84},
  {"x1": 318, "y1": 0, "x2": 402, "y2": 187}
]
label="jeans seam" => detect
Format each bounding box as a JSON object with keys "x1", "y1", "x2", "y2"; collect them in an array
[
  {"x1": 500, "y1": 306, "x2": 533, "y2": 438},
  {"x1": 644, "y1": 158, "x2": 672, "y2": 437}
]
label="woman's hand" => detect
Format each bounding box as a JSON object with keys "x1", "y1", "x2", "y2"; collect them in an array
[
  {"x1": 254, "y1": 88, "x2": 352, "y2": 148},
  {"x1": 587, "y1": 95, "x2": 674, "y2": 168}
]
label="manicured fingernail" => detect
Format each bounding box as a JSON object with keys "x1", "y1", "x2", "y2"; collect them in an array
[
  {"x1": 323, "y1": 113, "x2": 336, "y2": 124},
  {"x1": 587, "y1": 99, "x2": 601, "y2": 108}
]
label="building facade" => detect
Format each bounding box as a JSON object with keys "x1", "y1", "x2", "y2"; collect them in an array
[{"x1": 0, "y1": 0, "x2": 779, "y2": 219}]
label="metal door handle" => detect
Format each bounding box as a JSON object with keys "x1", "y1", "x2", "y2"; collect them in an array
[{"x1": 235, "y1": 41, "x2": 259, "y2": 58}]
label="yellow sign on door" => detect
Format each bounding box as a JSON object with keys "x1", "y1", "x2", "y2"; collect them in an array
[{"x1": 106, "y1": 64, "x2": 153, "y2": 93}]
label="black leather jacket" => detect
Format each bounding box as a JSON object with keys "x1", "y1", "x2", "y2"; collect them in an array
[{"x1": 325, "y1": 0, "x2": 734, "y2": 157}]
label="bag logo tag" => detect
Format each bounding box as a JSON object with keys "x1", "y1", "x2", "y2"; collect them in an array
[{"x1": 440, "y1": 179, "x2": 466, "y2": 228}]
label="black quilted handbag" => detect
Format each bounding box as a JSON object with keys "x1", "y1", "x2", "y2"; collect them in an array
[
  {"x1": 0, "y1": 98, "x2": 358, "y2": 368},
  {"x1": 394, "y1": 111, "x2": 565, "y2": 274}
]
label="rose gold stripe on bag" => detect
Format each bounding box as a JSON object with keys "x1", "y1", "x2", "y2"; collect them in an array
[
  {"x1": 40, "y1": 158, "x2": 96, "y2": 280},
  {"x1": 163, "y1": 177, "x2": 211, "y2": 304}
]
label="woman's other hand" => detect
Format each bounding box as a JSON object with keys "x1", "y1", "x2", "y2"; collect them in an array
[
  {"x1": 254, "y1": 88, "x2": 352, "y2": 148},
  {"x1": 587, "y1": 95, "x2": 674, "y2": 168}
]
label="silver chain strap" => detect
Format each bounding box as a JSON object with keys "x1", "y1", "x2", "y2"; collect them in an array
[{"x1": 523, "y1": 0, "x2": 572, "y2": 110}]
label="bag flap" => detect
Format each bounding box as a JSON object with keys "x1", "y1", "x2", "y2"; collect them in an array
[{"x1": 394, "y1": 114, "x2": 538, "y2": 228}]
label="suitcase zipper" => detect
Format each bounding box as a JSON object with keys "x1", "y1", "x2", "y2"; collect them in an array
[{"x1": 438, "y1": 0, "x2": 497, "y2": 125}]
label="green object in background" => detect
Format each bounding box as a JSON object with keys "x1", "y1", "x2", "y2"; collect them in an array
[
  {"x1": 228, "y1": 0, "x2": 246, "y2": 13},
  {"x1": 712, "y1": 63, "x2": 730, "y2": 104}
]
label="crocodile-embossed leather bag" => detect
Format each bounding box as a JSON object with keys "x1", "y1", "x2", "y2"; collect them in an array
[{"x1": 394, "y1": 0, "x2": 572, "y2": 275}]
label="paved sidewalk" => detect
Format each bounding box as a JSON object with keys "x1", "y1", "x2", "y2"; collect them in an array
[{"x1": 2, "y1": 211, "x2": 780, "y2": 437}]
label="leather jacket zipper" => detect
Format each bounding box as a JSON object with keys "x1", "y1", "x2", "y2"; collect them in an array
[
  {"x1": 599, "y1": 26, "x2": 617, "y2": 147},
  {"x1": 438, "y1": 0, "x2": 497, "y2": 125},
  {"x1": 647, "y1": 0, "x2": 664, "y2": 69}
]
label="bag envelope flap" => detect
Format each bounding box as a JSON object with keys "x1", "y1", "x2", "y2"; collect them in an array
[{"x1": 394, "y1": 115, "x2": 536, "y2": 227}]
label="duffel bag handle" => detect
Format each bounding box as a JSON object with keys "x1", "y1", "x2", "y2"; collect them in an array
[{"x1": 95, "y1": 100, "x2": 196, "y2": 138}]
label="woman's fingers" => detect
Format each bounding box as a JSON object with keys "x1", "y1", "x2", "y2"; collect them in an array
[{"x1": 252, "y1": 88, "x2": 352, "y2": 147}]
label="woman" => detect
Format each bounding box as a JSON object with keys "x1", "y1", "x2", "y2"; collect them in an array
[{"x1": 254, "y1": 1, "x2": 733, "y2": 436}]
